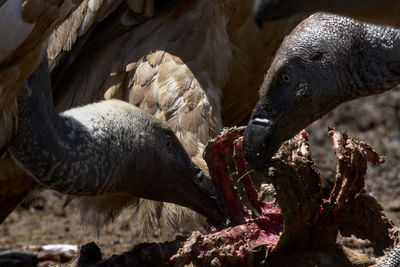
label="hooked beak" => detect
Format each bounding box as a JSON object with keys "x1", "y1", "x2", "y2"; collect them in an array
[
  {"x1": 172, "y1": 164, "x2": 226, "y2": 227},
  {"x1": 243, "y1": 102, "x2": 282, "y2": 172}
]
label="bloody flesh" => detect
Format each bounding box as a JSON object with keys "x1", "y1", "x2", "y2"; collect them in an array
[
  {"x1": 75, "y1": 128, "x2": 397, "y2": 266},
  {"x1": 203, "y1": 127, "x2": 283, "y2": 249},
  {"x1": 204, "y1": 128, "x2": 249, "y2": 224},
  {"x1": 233, "y1": 136, "x2": 262, "y2": 213}
]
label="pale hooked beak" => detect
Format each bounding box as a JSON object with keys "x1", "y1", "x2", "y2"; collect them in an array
[{"x1": 243, "y1": 102, "x2": 281, "y2": 172}]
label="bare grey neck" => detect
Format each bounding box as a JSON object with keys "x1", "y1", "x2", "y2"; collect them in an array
[
  {"x1": 10, "y1": 58, "x2": 121, "y2": 196},
  {"x1": 17, "y1": 56, "x2": 57, "y2": 129},
  {"x1": 342, "y1": 23, "x2": 400, "y2": 100}
]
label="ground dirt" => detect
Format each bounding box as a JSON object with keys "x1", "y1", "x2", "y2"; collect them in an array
[{"x1": 1, "y1": 89, "x2": 400, "y2": 265}]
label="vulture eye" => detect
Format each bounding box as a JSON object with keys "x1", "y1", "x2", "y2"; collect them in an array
[
  {"x1": 280, "y1": 73, "x2": 292, "y2": 84},
  {"x1": 166, "y1": 136, "x2": 173, "y2": 149}
]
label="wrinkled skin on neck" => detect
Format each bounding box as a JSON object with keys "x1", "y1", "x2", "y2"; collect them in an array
[
  {"x1": 9, "y1": 58, "x2": 225, "y2": 224},
  {"x1": 254, "y1": 0, "x2": 400, "y2": 27},
  {"x1": 244, "y1": 13, "x2": 400, "y2": 171}
]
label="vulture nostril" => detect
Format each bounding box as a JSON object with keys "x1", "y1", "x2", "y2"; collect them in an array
[{"x1": 251, "y1": 117, "x2": 272, "y2": 127}]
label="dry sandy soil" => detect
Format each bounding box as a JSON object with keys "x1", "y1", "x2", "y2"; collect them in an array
[{"x1": 1, "y1": 89, "x2": 400, "y2": 265}]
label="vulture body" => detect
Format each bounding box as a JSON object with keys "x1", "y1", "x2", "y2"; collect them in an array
[
  {"x1": 1, "y1": 0, "x2": 307, "y2": 239},
  {"x1": 0, "y1": 0, "x2": 84, "y2": 148}
]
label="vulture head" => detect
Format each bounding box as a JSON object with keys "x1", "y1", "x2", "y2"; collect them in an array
[{"x1": 244, "y1": 13, "x2": 400, "y2": 171}]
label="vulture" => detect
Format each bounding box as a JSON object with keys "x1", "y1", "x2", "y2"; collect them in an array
[
  {"x1": 11, "y1": 56, "x2": 224, "y2": 229},
  {"x1": 244, "y1": 12, "x2": 400, "y2": 267},
  {"x1": 245, "y1": 1, "x2": 400, "y2": 170},
  {"x1": 253, "y1": 0, "x2": 400, "y2": 27},
  {"x1": 1, "y1": 0, "x2": 310, "y2": 239},
  {"x1": 244, "y1": 12, "x2": 400, "y2": 170},
  {"x1": 5, "y1": 0, "x2": 344, "y2": 241}
]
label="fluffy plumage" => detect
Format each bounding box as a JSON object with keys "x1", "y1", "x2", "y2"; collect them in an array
[{"x1": 1, "y1": 0, "x2": 307, "y2": 239}]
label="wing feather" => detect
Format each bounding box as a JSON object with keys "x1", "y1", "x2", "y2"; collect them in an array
[
  {"x1": 50, "y1": 1, "x2": 228, "y2": 238},
  {"x1": 47, "y1": 0, "x2": 124, "y2": 60}
]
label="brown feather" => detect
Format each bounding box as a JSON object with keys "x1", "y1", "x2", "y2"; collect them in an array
[
  {"x1": 48, "y1": 0, "x2": 230, "y2": 238},
  {"x1": 3, "y1": 0, "x2": 366, "y2": 240}
]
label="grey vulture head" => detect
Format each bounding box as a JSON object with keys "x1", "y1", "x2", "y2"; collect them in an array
[{"x1": 244, "y1": 13, "x2": 400, "y2": 171}]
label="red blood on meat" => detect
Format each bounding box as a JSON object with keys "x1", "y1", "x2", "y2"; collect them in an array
[
  {"x1": 204, "y1": 128, "x2": 284, "y2": 251},
  {"x1": 205, "y1": 130, "x2": 250, "y2": 224},
  {"x1": 233, "y1": 137, "x2": 262, "y2": 213},
  {"x1": 299, "y1": 130, "x2": 309, "y2": 141}
]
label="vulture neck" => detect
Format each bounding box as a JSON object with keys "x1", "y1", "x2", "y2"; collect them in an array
[
  {"x1": 341, "y1": 23, "x2": 400, "y2": 101},
  {"x1": 10, "y1": 58, "x2": 111, "y2": 196}
]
